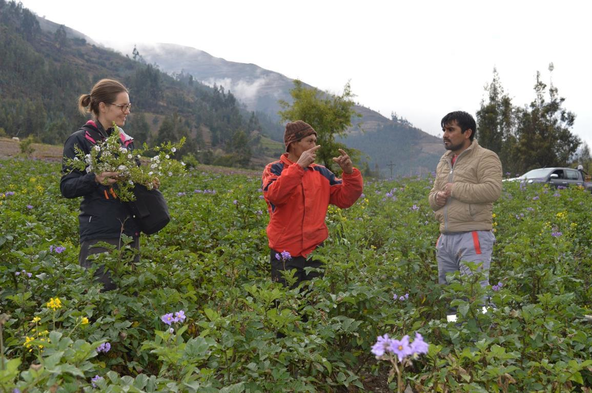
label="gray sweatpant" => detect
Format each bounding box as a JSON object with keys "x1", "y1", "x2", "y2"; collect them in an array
[{"x1": 436, "y1": 230, "x2": 495, "y2": 287}]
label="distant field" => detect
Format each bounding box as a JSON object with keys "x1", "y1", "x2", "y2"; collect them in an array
[
  {"x1": 0, "y1": 137, "x2": 63, "y2": 160},
  {"x1": 0, "y1": 137, "x2": 265, "y2": 176}
]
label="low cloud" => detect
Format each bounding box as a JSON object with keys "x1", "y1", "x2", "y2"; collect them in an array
[{"x1": 202, "y1": 77, "x2": 269, "y2": 109}]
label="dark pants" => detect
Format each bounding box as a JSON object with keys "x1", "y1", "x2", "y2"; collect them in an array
[
  {"x1": 270, "y1": 249, "x2": 324, "y2": 332},
  {"x1": 79, "y1": 237, "x2": 140, "y2": 291},
  {"x1": 270, "y1": 249, "x2": 324, "y2": 289}
]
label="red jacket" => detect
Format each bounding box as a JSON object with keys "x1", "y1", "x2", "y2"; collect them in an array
[{"x1": 262, "y1": 154, "x2": 363, "y2": 257}]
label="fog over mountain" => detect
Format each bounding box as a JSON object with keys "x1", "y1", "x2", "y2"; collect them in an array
[
  {"x1": 138, "y1": 43, "x2": 443, "y2": 176},
  {"x1": 138, "y1": 43, "x2": 299, "y2": 119}
]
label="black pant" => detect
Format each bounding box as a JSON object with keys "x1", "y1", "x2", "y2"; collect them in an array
[
  {"x1": 79, "y1": 237, "x2": 140, "y2": 291},
  {"x1": 270, "y1": 249, "x2": 324, "y2": 289}
]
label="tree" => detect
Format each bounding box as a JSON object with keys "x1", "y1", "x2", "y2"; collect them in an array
[
  {"x1": 477, "y1": 65, "x2": 580, "y2": 175},
  {"x1": 155, "y1": 114, "x2": 178, "y2": 145},
  {"x1": 476, "y1": 68, "x2": 517, "y2": 173},
  {"x1": 19, "y1": 8, "x2": 40, "y2": 41},
  {"x1": 132, "y1": 45, "x2": 145, "y2": 63},
  {"x1": 229, "y1": 129, "x2": 251, "y2": 166},
  {"x1": 574, "y1": 142, "x2": 592, "y2": 174},
  {"x1": 514, "y1": 65, "x2": 580, "y2": 172},
  {"x1": 54, "y1": 25, "x2": 67, "y2": 52},
  {"x1": 278, "y1": 80, "x2": 361, "y2": 171},
  {"x1": 128, "y1": 113, "x2": 151, "y2": 145}
]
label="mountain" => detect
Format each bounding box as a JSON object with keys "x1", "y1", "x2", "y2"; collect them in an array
[
  {"x1": 0, "y1": 0, "x2": 284, "y2": 169},
  {"x1": 137, "y1": 44, "x2": 296, "y2": 119},
  {"x1": 0, "y1": 0, "x2": 442, "y2": 175},
  {"x1": 138, "y1": 43, "x2": 443, "y2": 176}
]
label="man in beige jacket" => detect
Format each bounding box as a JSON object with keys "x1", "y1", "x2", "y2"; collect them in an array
[{"x1": 428, "y1": 111, "x2": 502, "y2": 289}]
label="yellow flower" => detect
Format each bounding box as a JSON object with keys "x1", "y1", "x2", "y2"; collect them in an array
[
  {"x1": 29, "y1": 177, "x2": 37, "y2": 182},
  {"x1": 46, "y1": 297, "x2": 62, "y2": 310},
  {"x1": 24, "y1": 336, "x2": 34, "y2": 348},
  {"x1": 81, "y1": 317, "x2": 89, "y2": 325},
  {"x1": 32, "y1": 316, "x2": 41, "y2": 323},
  {"x1": 492, "y1": 213, "x2": 497, "y2": 218},
  {"x1": 36, "y1": 185, "x2": 44, "y2": 193}
]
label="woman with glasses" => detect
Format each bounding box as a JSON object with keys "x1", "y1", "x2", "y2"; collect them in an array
[{"x1": 60, "y1": 78, "x2": 139, "y2": 291}]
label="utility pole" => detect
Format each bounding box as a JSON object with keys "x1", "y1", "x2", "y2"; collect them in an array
[{"x1": 387, "y1": 161, "x2": 395, "y2": 179}]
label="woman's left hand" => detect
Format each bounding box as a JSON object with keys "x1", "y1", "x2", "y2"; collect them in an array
[{"x1": 152, "y1": 177, "x2": 160, "y2": 189}]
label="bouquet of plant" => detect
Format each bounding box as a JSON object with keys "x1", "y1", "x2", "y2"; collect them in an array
[{"x1": 66, "y1": 123, "x2": 186, "y2": 202}]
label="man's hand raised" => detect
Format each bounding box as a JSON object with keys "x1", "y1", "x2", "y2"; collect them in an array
[
  {"x1": 297, "y1": 145, "x2": 321, "y2": 169},
  {"x1": 333, "y1": 149, "x2": 353, "y2": 174}
]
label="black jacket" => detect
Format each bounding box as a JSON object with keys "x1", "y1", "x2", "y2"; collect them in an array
[{"x1": 60, "y1": 121, "x2": 139, "y2": 242}]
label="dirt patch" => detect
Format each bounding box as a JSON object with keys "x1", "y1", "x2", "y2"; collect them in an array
[{"x1": 0, "y1": 138, "x2": 63, "y2": 161}]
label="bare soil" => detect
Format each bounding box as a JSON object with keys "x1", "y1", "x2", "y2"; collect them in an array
[{"x1": 0, "y1": 138, "x2": 63, "y2": 161}]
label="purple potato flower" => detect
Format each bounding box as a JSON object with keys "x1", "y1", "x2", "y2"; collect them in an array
[
  {"x1": 173, "y1": 310, "x2": 186, "y2": 323},
  {"x1": 371, "y1": 332, "x2": 430, "y2": 362},
  {"x1": 96, "y1": 342, "x2": 111, "y2": 353},
  {"x1": 91, "y1": 375, "x2": 103, "y2": 388},
  {"x1": 389, "y1": 335, "x2": 413, "y2": 362},
  {"x1": 394, "y1": 293, "x2": 409, "y2": 301},
  {"x1": 161, "y1": 313, "x2": 174, "y2": 325},
  {"x1": 371, "y1": 334, "x2": 391, "y2": 357},
  {"x1": 276, "y1": 250, "x2": 292, "y2": 261},
  {"x1": 410, "y1": 333, "x2": 429, "y2": 355}
]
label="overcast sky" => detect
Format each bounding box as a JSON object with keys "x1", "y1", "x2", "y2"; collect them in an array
[{"x1": 20, "y1": 0, "x2": 592, "y2": 147}]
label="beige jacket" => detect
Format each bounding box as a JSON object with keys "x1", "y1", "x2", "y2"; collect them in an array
[{"x1": 429, "y1": 140, "x2": 502, "y2": 233}]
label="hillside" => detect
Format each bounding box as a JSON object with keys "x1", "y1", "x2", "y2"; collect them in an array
[
  {"x1": 139, "y1": 43, "x2": 444, "y2": 176},
  {"x1": 0, "y1": 0, "x2": 283, "y2": 169},
  {"x1": 0, "y1": 0, "x2": 443, "y2": 176}
]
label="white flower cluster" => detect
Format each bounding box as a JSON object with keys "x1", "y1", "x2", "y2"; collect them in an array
[{"x1": 66, "y1": 123, "x2": 186, "y2": 201}]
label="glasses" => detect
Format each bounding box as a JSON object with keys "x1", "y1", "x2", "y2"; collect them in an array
[{"x1": 109, "y1": 102, "x2": 132, "y2": 112}]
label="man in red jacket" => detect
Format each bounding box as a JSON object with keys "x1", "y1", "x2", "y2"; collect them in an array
[{"x1": 262, "y1": 120, "x2": 363, "y2": 288}]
